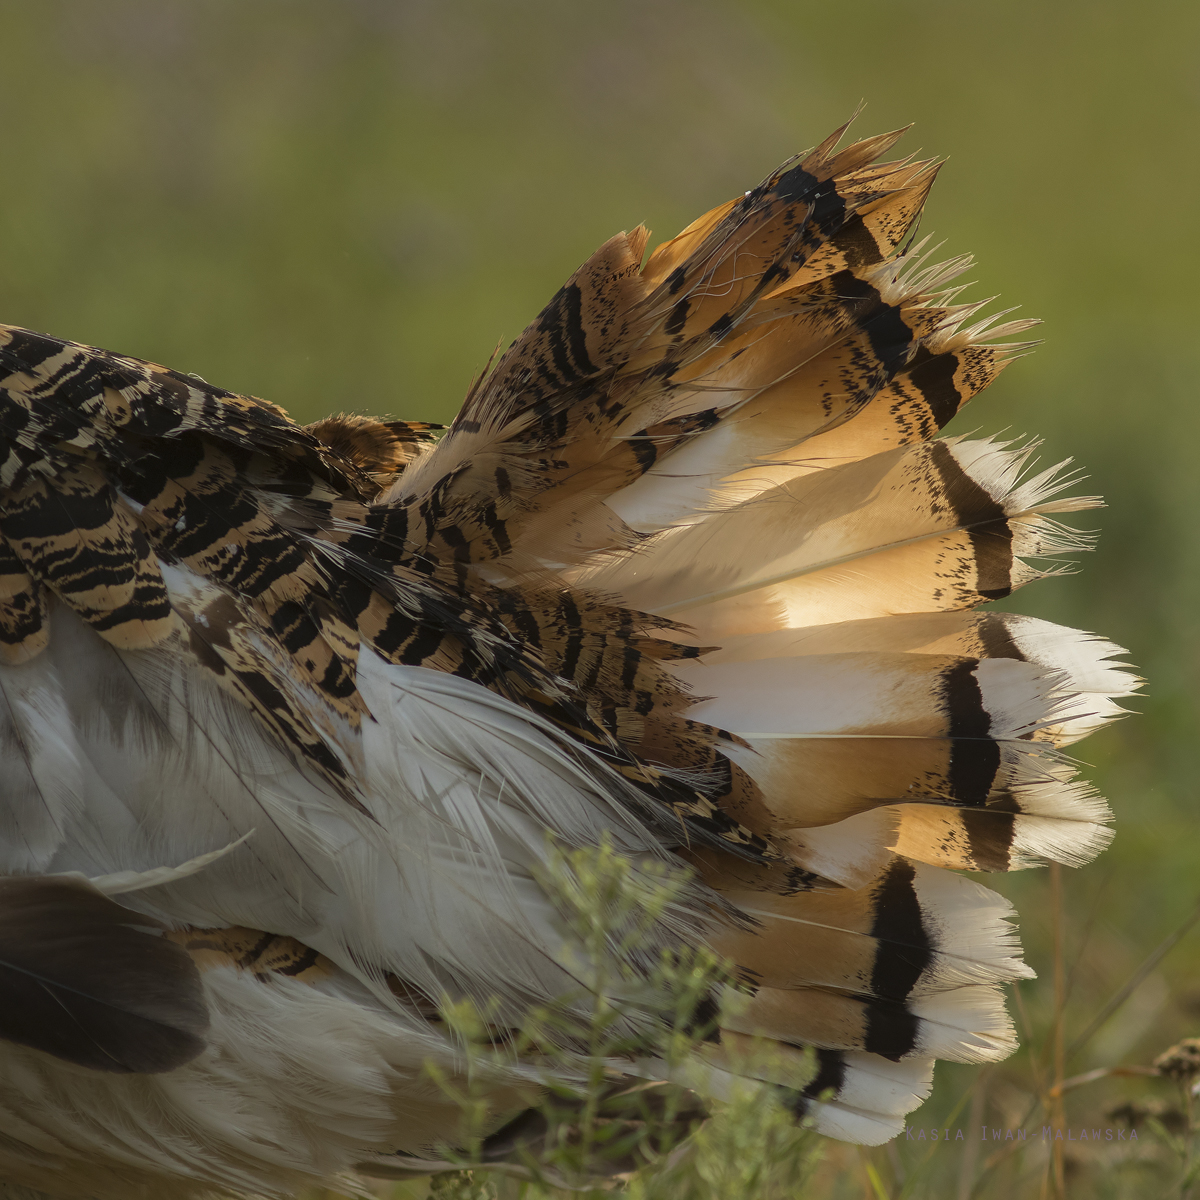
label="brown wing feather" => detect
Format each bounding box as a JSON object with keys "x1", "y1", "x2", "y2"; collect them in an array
[{"x1": 0, "y1": 876, "x2": 209, "y2": 1073}]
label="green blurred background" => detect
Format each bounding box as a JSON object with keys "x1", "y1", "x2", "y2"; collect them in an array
[{"x1": 2, "y1": 0, "x2": 1197, "y2": 1192}]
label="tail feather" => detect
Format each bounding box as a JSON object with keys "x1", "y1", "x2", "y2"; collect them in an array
[
  {"x1": 797, "y1": 1051, "x2": 935, "y2": 1144},
  {"x1": 723, "y1": 982, "x2": 1017, "y2": 1065},
  {"x1": 696, "y1": 611, "x2": 1135, "y2": 747},
  {"x1": 586, "y1": 436, "x2": 1093, "y2": 629},
  {"x1": 605, "y1": 248, "x2": 1016, "y2": 536},
  {"x1": 664, "y1": 1042, "x2": 935, "y2": 1146},
  {"x1": 714, "y1": 861, "x2": 1032, "y2": 1000},
  {"x1": 669, "y1": 642, "x2": 1119, "y2": 875}
]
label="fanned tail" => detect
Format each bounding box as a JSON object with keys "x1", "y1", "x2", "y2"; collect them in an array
[{"x1": 391, "y1": 121, "x2": 1137, "y2": 1143}]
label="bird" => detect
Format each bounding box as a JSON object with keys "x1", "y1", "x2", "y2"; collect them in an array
[{"x1": 0, "y1": 120, "x2": 1137, "y2": 1199}]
